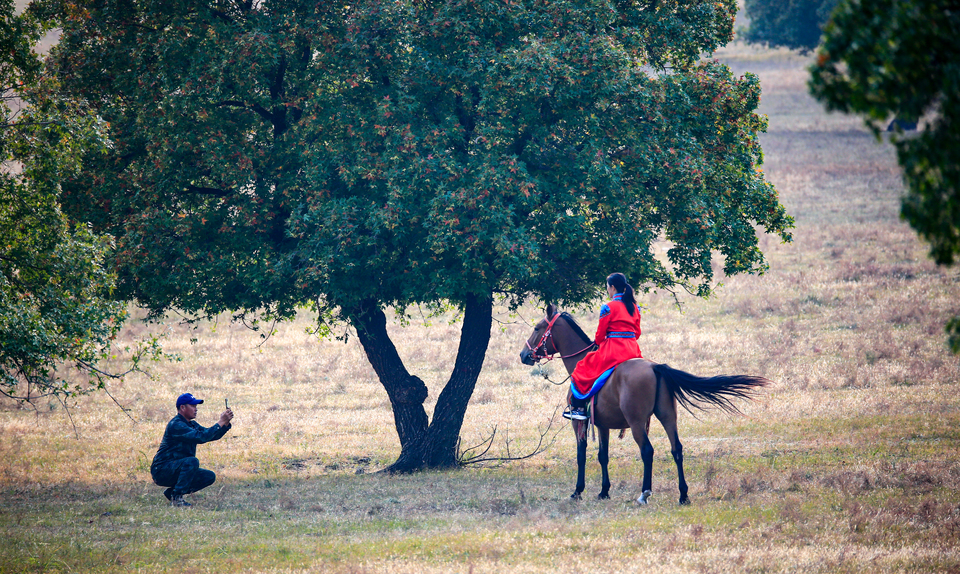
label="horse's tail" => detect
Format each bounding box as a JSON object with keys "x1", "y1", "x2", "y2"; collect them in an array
[{"x1": 652, "y1": 363, "x2": 769, "y2": 416}]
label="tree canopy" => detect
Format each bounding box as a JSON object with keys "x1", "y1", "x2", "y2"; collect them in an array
[
  {"x1": 0, "y1": 0, "x2": 162, "y2": 405},
  {"x1": 743, "y1": 0, "x2": 839, "y2": 54},
  {"x1": 809, "y1": 0, "x2": 960, "y2": 352},
  {"x1": 51, "y1": 0, "x2": 792, "y2": 470}
]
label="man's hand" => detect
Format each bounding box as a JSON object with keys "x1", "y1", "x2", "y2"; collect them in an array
[{"x1": 218, "y1": 408, "x2": 234, "y2": 427}]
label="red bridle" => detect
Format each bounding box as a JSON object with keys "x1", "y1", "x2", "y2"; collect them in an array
[{"x1": 525, "y1": 312, "x2": 594, "y2": 362}]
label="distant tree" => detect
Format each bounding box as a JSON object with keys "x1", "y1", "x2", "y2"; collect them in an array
[
  {"x1": 809, "y1": 0, "x2": 960, "y2": 353},
  {"x1": 52, "y1": 0, "x2": 793, "y2": 472},
  {"x1": 743, "y1": 0, "x2": 840, "y2": 53},
  {"x1": 0, "y1": 0, "x2": 162, "y2": 408}
]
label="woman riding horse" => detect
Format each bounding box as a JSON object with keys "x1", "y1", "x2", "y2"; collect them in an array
[
  {"x1": 567, "y1": 272, "x2": 643, "y2": 420},
  {"x1": 521, "y1": 287, "x2": 769, "y2": 504}
]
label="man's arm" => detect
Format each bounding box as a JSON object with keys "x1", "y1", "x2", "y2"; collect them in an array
[
  {"x1": 218, "y1": 408, "x2": 234, "y2": 429},
  {"x1": 168, "y1": 413, "x2": 232, "y2": 444},
  {"x1": 209, "y1": 408, "x2": 234, "y2": 441}
]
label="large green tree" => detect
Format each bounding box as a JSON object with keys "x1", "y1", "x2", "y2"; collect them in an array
[
  {"x1": 0, "y1": 0, "x2": 158, "y2": 405},
  {"x1": 809, "y1": 0, "x2": 960, "y2": 352},
  {"x1": 53, "y1": 0, "x2": 792, "y2": 472}
]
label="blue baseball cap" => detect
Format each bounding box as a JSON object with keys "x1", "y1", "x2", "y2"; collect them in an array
[{"x1": 176, "y1": 393, "x2": 204, "y2": 408}]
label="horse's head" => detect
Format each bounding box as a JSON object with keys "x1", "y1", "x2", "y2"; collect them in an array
[{"x1": 520, "y1": 304, "x2": 560, "y2": 365}]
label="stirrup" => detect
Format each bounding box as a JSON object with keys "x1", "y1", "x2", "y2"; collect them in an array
[{"x1": 563, "y1": 406, "x2": 589, "y2": 421}]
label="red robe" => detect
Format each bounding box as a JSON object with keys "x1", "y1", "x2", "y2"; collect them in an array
[{"x1": 571, "y1": 294, "x2": 642, "y2": 397}]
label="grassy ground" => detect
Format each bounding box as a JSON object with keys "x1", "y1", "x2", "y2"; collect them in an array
[{"x1": 2, "y1": 43, "x2": 960, "y2": 573}]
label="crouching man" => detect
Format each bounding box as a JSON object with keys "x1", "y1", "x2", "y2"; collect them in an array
[{"x1": 151, "y1": 393, "x2": 234, "y2": 507}]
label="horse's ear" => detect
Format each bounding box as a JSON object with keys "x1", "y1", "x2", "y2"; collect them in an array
[{"x1": 545, "y1": 303, "x2": 557, "y2": 318}]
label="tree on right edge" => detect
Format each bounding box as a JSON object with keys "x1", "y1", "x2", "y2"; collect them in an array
[{"x1": 809, "y1": 0, "x2": 960, "y2": 352}]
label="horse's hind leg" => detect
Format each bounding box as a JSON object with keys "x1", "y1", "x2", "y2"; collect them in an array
[
  {"x1": 656, "y1": 407, "x2": 690, "y2": 505},
  {"x1": 597, "y1": 427, "x2": 611, "y2": 499},
  {"x1": 629, "y1": 424, "x2": 655, "y2": 505}
]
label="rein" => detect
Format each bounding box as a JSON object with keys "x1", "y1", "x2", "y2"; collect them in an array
[{"x1": 526, "y1": 312, "x2": 595, "y2": 385}]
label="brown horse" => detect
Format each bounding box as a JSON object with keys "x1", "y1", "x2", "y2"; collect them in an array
[{"x1": 520, "y1": 304, "x2": 769, "y2": 505}]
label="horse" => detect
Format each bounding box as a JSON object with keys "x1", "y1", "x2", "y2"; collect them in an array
[{"x1": 520, "y1": 304, "x2": 769, "y2": 505}]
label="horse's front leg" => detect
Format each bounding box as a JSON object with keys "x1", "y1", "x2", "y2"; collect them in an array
[
  {"x1": 572, "y1": 421, "x2": 587, "y2": 500},
  {"x1": 597, "y1": 426, "x2": 611, "y2": 499}
]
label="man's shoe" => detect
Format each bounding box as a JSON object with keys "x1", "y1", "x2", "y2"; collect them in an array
[
  {"x1": 163, "y1": 488, "x2": 174, "y2": 502},
  {"x1": 170, "y1": 494, "x2": 192, "y2": 507},
  {"x1": 563, "y1": 407, "x2": 589, "y2": 421}
]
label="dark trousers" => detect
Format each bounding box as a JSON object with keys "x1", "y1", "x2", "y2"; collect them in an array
[{"x1": 151, "y1": 457, "x2": 216, "y2": 496}]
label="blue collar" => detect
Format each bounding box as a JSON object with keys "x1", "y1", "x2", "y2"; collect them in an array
[{"x1": 612, "y1": 293, "x2": 623, "y2": 301}]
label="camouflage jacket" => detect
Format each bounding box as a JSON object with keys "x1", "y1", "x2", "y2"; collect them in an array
[{"x1": 151, "y1": 414, "x2": 230, "y2": 468}]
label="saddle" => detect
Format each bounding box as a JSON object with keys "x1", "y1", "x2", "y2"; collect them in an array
[{"x1": 570, "y1": 366, "x2": 616, "y2": 401}]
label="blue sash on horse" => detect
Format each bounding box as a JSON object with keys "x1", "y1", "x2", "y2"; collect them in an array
[{"x1": 571, "y1": 367, "x2": 615, "y2": 400}]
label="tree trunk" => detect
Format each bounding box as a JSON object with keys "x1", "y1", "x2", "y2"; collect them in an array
[
  {"x1": 424, "y1": 292, "x2": 492, "y2": 468},
  {"x1": 348, "y1": 294, "x2": 493, "y2": 473},
  {"x1": 349, "y1": 299, "x2": 430, "y2": 470}
]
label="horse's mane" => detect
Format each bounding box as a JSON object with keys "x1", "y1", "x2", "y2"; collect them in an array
[{"x1": 557, "y1": 312, "x2": 595, "y2": 347}]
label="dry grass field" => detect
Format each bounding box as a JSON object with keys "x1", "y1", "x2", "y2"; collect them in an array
[{"x1": 2, "y1": 42, "x2": 960, "y2": 573}]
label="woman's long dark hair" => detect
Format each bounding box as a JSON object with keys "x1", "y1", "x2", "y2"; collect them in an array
[{"x1": 607, "y1": 272, "x2": 637, "y2": 316}]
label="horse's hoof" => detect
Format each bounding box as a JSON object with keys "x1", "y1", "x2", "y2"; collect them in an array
[
  {"x1": 570, "y1": 492, "x2": 582, "y2": 501},
  {"x1": 598, "y1": 492, "x2": 610, "y2": 500},
  {"x1": 679, "y1": 495, "x2": 690, "y2": 505},
  {"x1": 637, "y1": 490, "x2": 652, "y2": 505}
]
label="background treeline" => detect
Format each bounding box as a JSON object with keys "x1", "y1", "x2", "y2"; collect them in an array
[{"x1": 743, "y1": 0, "x2": 840, "y2": 53}]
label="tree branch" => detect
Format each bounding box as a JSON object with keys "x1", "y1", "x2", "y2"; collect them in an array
[
  {"x1": 458, "y1": 405, "x2": 566, "y2": 467},
  {"x1": 184, "y1": 184, "x2": 233, "y2": 197}
]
